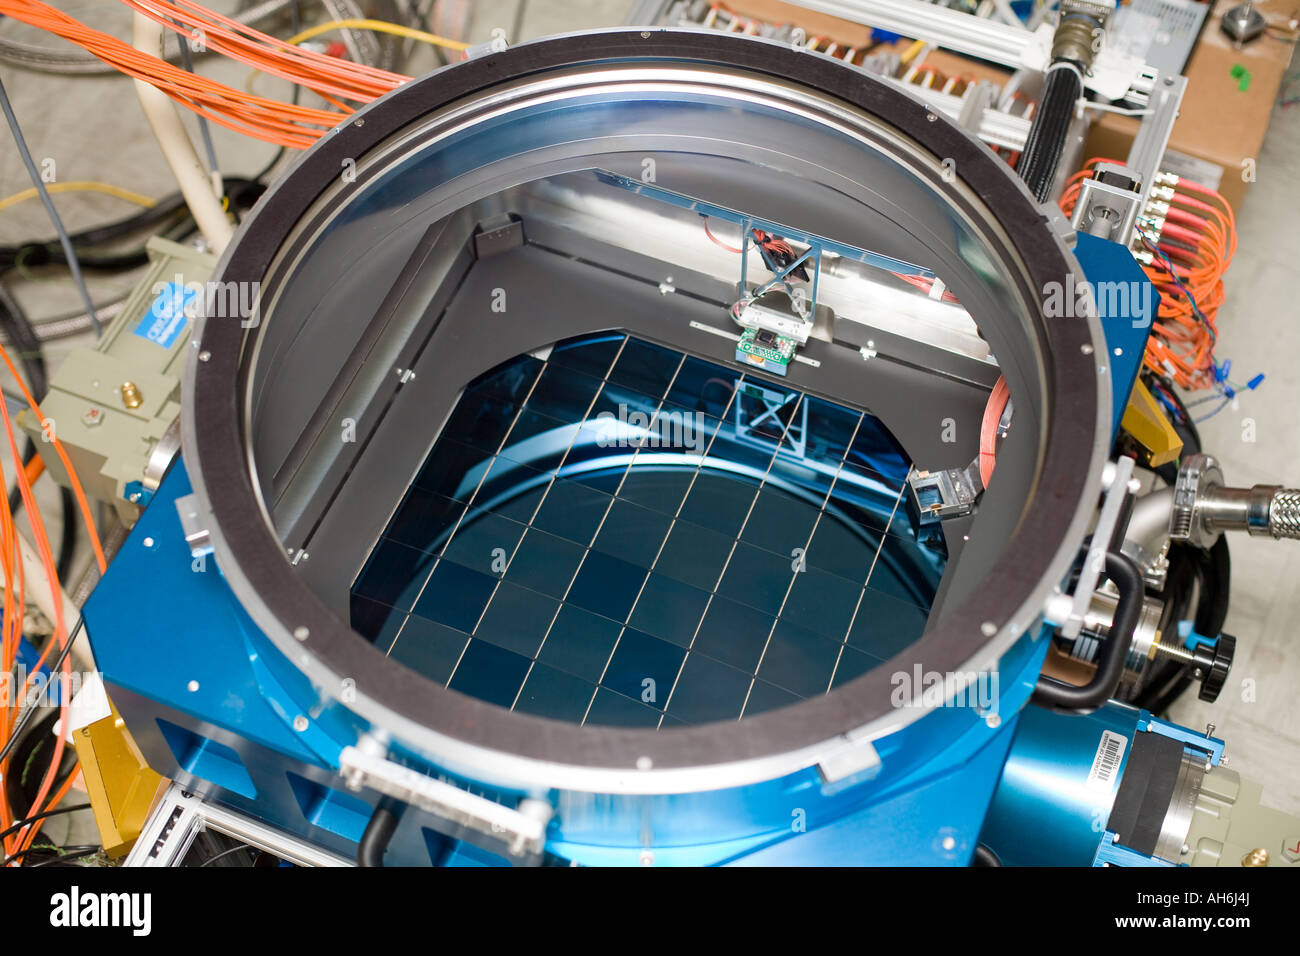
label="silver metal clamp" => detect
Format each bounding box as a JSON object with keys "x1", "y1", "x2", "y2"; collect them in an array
[{"x1": 1171, "y1": 453, "x2": 1300, "y2": 546}]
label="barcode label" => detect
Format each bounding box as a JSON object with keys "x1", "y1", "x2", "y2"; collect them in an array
[{"x1": 1086, "y1": 731, "x2": 1127, "y2": 790}]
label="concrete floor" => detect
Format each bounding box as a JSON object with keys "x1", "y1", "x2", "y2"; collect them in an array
[
  {"x1": 1163, "y1": 88, "x2": 1300, "y2": 814},
  {"x1": 0, "y1": 0, "x2": 1296, "y2": 853}
]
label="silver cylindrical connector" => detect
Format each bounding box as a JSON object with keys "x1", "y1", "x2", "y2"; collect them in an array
[
  {"x1": 1051, "y1": 0, "x2": 1112, "y2": 65},
  {"x1": 1199, "y1": 484, "x2": 1300, "y2": 539},
  {"x1": 1169, "y1": 454, "x2": 1300, "y2": 545}
]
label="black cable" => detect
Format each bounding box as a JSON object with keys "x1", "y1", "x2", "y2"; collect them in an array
[
  {"x1": 1141, "y1": 576, "x2": 1191, "y2": 714},
  {"x1": 0, "y1": 177, "x2": 266, "y2": 277},
  {"x1": 1137, "y1": 660, "x2": 1196, "y2": 717},
  {"x1": 358, "y1": 796, "x2": 403, "y2": 866},
  {"x1": 235, "y1": 0, "x2": 298, "y2": 194},
  {"x1": 1150, "y1": 375, "x2": 1202, "y2": 450},
  {"x1": 3, "y1": 709, "x2": 72, "y2": 818},
  {"x1": 0, "y1": 284, "x2": 63, "y2": 570},
  {"x1": 176, "y1": 33, "x2": 221, "y2": 179},
  {"x1": 198, "y1": 844, "x2": 255, "y2": 867},
  {"x1": 1195, "y1": 535, "x2": 1231, "y2": 639},
  {"x1": 0, "y1": 75, "x2": 100, "y2": 335},
  {"x1": 241, "y1": 121, "x2": 293, "y2": 199},
  {"x1": 0, "y1": 617, "x2": 83, "y2": 768},
  {"x1": 56, "y1": 486, "x2": 77, "y2": 582},
  {"x1": 0, "y1": 283, "x2": 77, "y2": 578},
  {"x1": 0, "y1": 802, "x2": 92, "y2": 845},
  {"x1": 26, "y1": 847, "x2": 100, "y2": 867},
  {"x1": 10, "y1": 243, "x2": 153, "y2": 274},
  {"x1": 61, "y1": 193, "x2": 190, "y2": 250},
  {"x1": 0, "y1": 288, "x2": 82, "y2": 576},
  {"x1": 0, "y1": 281, "x2": 48, "y2": 397},
  {"x1": 239, "y1": 0, "x2": 302, "y2": 191},
  {"x1": 971, "y1": 843, "x2": 1002, "y2": 867},
  {"x1": 511, "y1": 0, "x2": 529, "y2": 44},
  {"x1": 1033, "y1": 552, "x2": 1143, "y2": 710},
  {"x1": 1131, "y1": 536, "x2": 1232, "y2": 714},
  {"x1": 4, "y1": 845, "x2": 56, "y2": 867},
  {"x1": 3, "y1": 843, "x2": 99, "y2": 867},
  {"x1": 415, "y1": 0, "x2": 450, "y2": 67}
]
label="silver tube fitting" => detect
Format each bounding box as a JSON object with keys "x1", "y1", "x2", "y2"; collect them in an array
[
  {"x1": 1171, "y1": 454, "x2": 1300, "y2": 545},
  {"x1": 1196, "y1": 484, "x2": 1279, "y2": 537}
]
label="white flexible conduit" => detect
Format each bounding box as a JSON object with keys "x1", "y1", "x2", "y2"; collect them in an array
[
  {"x1": 131, "y1": 12, "x2": 234, "y2": 253},
  {"x1": 17, "y1": 533, "x2": 93, "y2": 670}
]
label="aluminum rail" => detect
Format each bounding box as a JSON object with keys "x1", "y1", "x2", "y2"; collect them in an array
[
  {"x1": 793, "y1": 0, "x2": 1034, "y2": 67},
  {"x1": 882, "y1": 75, "x2": 1032, "y2": 150}
]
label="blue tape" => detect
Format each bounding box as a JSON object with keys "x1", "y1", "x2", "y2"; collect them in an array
[{"x1": 135, "y1": 281, "x2": 194, "y2": 349}]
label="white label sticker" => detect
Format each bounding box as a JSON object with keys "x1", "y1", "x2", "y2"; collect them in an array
[
  {"x1": 1110, "y1": 10, "x2": 1159, "y2": 62},
  {"x1": 1086, "y1": 730, "x2": 1127, "y2": 790}
]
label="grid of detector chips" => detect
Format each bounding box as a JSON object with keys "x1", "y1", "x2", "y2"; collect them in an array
[{"x1": 350, "y1": 334, "x2": 943, "y2": 728}]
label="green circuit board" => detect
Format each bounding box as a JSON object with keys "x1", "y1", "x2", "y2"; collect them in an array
[{"x1": 736, "y1": 327, "x2": 797, "y2": 376}]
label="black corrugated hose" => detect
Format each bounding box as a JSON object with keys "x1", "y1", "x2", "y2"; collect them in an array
[{"x1": 1015, "y1": 62, "x2": 1084, "y2": 204}]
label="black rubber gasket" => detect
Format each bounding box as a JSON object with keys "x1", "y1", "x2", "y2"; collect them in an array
[{"x1": 190, "y1": 30, "x2": 1101, "y2": 776}]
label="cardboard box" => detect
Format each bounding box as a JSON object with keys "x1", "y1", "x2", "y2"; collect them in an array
[
  {"x1": 1084, "y1": 0, "x2": 1296, "y2": 210},
  {"x1": 712, "y1": 0, "x2": 1295, "y2": 210}
]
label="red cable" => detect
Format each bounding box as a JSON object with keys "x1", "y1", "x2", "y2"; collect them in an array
[
  {"x1": 703, "y1": 218, "x2": 744, "y2": 254},
  {"x1": 979, "y1": 377, "x2": 1010, "y2": 487}
]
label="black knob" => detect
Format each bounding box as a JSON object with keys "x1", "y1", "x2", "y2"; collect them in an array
[{"x1": 1197, "y1": 632, "x2": 1235, "y2": 702}]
